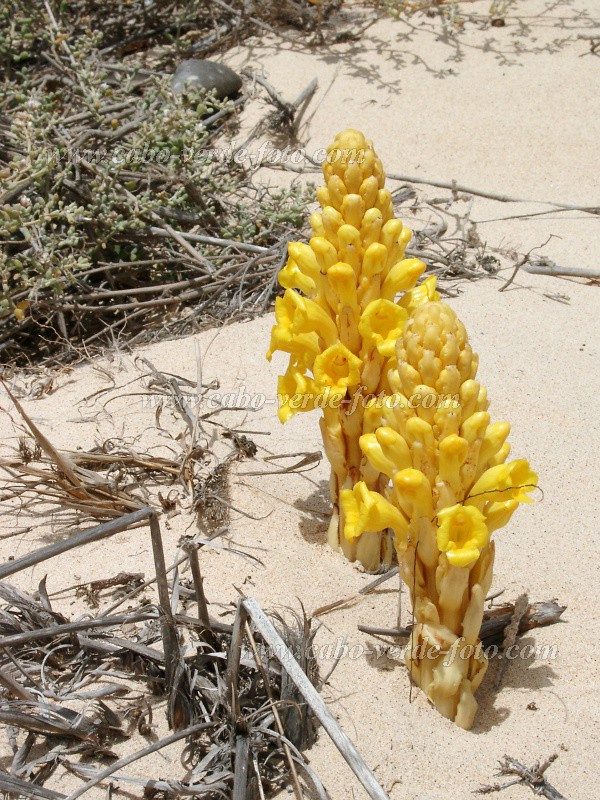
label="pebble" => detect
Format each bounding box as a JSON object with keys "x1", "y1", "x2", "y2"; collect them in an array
[{"x1": 171, "y1": 59, "x2": 242, "y2": 99}]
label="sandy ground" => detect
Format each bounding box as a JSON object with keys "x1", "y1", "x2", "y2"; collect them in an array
[{"x1": 1, "y1": 1, "x2": 599, "y2": 798}]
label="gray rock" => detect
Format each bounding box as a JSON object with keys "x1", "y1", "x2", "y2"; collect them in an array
[{"x1": 171, "y1": 59, "x2": 242, "y2": 100}]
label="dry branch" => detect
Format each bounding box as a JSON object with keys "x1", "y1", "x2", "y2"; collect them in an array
[{"x1": 243, "y1": 596, "x2": 391, "y2": 800}]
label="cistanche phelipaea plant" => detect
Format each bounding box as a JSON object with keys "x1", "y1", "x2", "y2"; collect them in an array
[
  {"x1": 267, "y1": 129, "x2": 438, "y2": 571},
  {"x1": 340, "y1": 300, "x2": 537, "y2": 728}
]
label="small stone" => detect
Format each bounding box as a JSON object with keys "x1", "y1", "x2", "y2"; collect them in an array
[{"x1": 171, "y1": 59, "x2": 242, "y2": 100}]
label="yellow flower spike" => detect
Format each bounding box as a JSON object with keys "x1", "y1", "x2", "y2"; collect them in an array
[
  {"x1": 466, "y1": 459, "x2": 537, "y2": 508},
  {"x1": 381, "y1": 258, "x2": 427, "y2": 300},
  {"x1": 277, "y1": 364, "x2": 320, "y2": 423},
  {"x1": 436, "y1": 505, "x2": 489, "y2": 567},
  {"x1": 269, "y1": 131, "x2": 444, "y2": 574},
  {"x1": 277, "y1": 257, "x2": 316, "y2": 297},
  {"x1": 399, "y1": 275, "x2": 440, "y2": 314},
  {"x1": 358, "y1": 299, "x2": 408, "y2": 358},
  {"x1": 313, "y1": 342, "x2": 362, "y2": 393},
  {"x1": 341, "y1": 481, "x2": 409, "y2": 544},
  {"x1": 393, "y1": 468, "x2": 434, "y2": 521}
]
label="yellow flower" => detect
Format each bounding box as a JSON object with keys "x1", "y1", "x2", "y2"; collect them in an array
[
  {"x1": 278, "y1": 257, "x2": 316, "y2": 296},
  {"x1": 436, "y1": 505, "x2": 489, "y2": 567},
  {"x1": 266, "y1": 293, "x2": 320, "y2": 363},
  {"x1": 313, "y1": 342, "x2": 362, "y2": 393},
  {"x1": 393, "y1": 468, "x2": 433, "y2": 520},
  {"x1": 360, "y1": 426, "x2": 411, "y2": 478},
  {"x1": 341, "y1": 481, "x2": 408, "y2": 543},
  {"x1": 484, "y1": 499, "x2": 519, "y2": 534},
  {"x1": 358, "y1": 299, "x2": 408, "y2": 357},
  {"x1": 327, "y1": 261, "x2": 358, "y2": 308},
  {"x1": 277, "y1": 364, "x2": 320, "y2": 423},
  {"x1": 399, "y1": 275, "x2": 439, "y2": 314},
  {"x1": 466, "y1": 459, "x2": 537, "y2": 507},
  {"x1": 284, "y1": 289, "x2": 338, "y2": 347},
  {"x1": 381, "y1": 258, "x2": 426, "y2": 300}
]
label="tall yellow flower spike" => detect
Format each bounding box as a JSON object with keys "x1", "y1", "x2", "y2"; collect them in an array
[
  {"x1": 352, "y1": 301, "x2": 537, "y2": 729},
  {"x1": 267, "y1": 130, "x2": 437, "y2": 570}
]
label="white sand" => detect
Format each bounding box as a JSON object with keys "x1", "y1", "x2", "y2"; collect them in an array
[{"x1": 1, "y1": 2, "x2": 599, "y2": 797}]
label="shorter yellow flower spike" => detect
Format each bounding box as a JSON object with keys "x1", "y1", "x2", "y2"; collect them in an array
[
  {"x1": 341, "y1": 481, "x2": 408, "y2": 543},
  {"x1": 313, "y1": 342, "x2": 362, "y2": 394},
  {"x1": 436, "y1": 505, "x2": 489, "y2": 567},
  {"x1": 277, "y1": 364, "x2": 320, "y2": 424},
  {"x1": 358, "y1": 299, "x2": 408, "y2": 357},
  {"x1": 466, "y1": 459, "x2": 537, "y2": 507}
]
